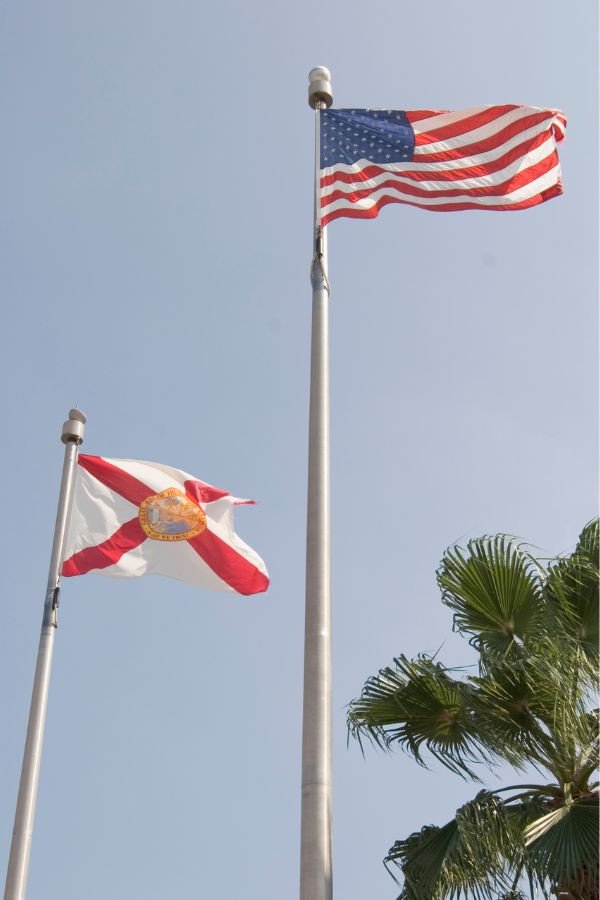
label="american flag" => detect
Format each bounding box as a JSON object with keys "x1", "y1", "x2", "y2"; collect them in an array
[{"x1": 320, "y1": 105, "x2": 566, "y2": 224}]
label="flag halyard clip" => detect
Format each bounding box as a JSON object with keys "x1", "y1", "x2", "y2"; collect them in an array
[
  {"x1": 47, "y1": 586, "x2": 60, "y2": 627},
  {"x1": 311, "y1": 227, "x2": 330, "y2": 295}
]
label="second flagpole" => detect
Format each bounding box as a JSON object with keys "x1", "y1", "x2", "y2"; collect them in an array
[
  {"x1": 4, "y1": 409, "x2": 86, "y2": 900},
  {"x1": 300, "y1": 67, "x2": 334, "y2": 900}
]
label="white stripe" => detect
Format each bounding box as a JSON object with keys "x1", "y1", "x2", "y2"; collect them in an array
[
  {"x1": 413, "y1": 122, "x2": 556, "y2": 163},
  {"x1": 355, "y1": 106, "x2": 495, "y2": 131},
  {"x1": 407, "y1": 105, "x2": 509, "y2": 132},
  {"x1": 412, "y1": 106, "x2": 557, "y2": 157},
  {"x1": 322, "y1": 120, "x2": 558, "y2": 182},
  {"x1": 321, "y1": 136, "x2": 557, "y2": 201},
  {"x1": 410, "y1": 106, "x2": 566, "y2": 153},
  {"x1": 552, "y1": 116, "x2": 566, "y2": 140},
  {"x1": 410, "y1": 105, "x2": 528, "y2": 135},
  {"x1": 321, "y1": 164, "x2": 562, "y2": 214}
]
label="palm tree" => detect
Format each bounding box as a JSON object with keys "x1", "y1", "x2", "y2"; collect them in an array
[{"x1": 347, "y1": 520, "x2": 599, "y2": 900}]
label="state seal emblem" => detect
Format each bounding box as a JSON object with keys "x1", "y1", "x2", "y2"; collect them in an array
[{"x1": 139, "y1": 489, "x2": 207, "y2": 542}]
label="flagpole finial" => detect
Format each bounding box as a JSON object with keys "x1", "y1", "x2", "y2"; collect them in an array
[
  {"x1": 308, "y1": 66, "x2": 333, "y2": 109},
  {"x1": 61, "y1": 408, "x2": 86, "y2": 445}
]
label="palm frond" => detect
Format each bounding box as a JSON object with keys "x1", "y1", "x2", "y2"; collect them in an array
[
  {"x1": 437, "y1": 535, "x2": 545, "y2": 655},
  {"x1": 346, "y1": 521, "x2": 599, "y2": 899},
  {"x1": 544, "y1": 518, "x2": 599, "y2": 665},
  {"x1": 387, "y1": 818, "x2": 460, "y2": 898},
  {"x1": 572, "y1": 710, "x2": 599, "y2": 792},
  {"x1": 574, "y1": 518, "x2": 599, "y2": 560},
  {"x1": 347, "y1": 655, "x2": 498, "y2": 779},
  {"x1": 524, "y1": 793, "x2": 599, "y2": 897},
  {"x1": 468, "y1": 650, "x2": 597, "y2": 782},
  {"x1": 387, "y1": 791, "x2": 548, "y2": 900}
]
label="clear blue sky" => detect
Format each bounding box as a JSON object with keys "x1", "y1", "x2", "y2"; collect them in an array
[{"x1": 0, "y1": 2, "x2": 597, "y2": 898}]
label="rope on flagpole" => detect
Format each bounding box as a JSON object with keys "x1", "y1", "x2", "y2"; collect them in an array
[{"x1": 310, "y1": 69, "x2": 332, "y2": 296}]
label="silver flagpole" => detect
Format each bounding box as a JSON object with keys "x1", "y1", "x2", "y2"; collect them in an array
[
  {"x1": 300, "y1": 67, "x2": 333, "y2": 900},
  {"x1": 4, "y1": 409, "x2": 86, "y2": 900}
]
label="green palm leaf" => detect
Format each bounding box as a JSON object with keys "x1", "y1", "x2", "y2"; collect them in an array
[
  {"x1": 437, "y1": 535, "x2": 545, "y2": 655},
  {"x1": 524, "y1": 793, "x2": 599, "y2": 897},
  {"x1": 347, "y1": 521, "x2": 599, "y2": 899},
  {"x1": 388, "y1": 817, "x2": 460, "y2": 899},
  {"x1": 387, "y1": 791, "x2": 549, "y2": 900},
  {"x1": 544, "y1": 519, "x2": 599, "y2": 664},
  {"x1": 347, "y1": 655, "x2": 499, "y2": 778},
  {"x1": 469, "y1": 651, "x2": 596, "y2": 781}
]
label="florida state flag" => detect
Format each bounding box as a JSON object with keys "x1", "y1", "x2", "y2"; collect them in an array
[{"x1": 62, "y1": 455, "x2": 269, "y2": 595}]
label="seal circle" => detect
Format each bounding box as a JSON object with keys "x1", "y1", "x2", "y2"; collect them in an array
[{"x1": 139, "y1": 488, "x2": 207, "y2": 542}]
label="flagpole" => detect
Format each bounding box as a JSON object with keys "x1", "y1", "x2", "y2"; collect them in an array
[
  {"x1": 4, "y1": 409, "x2": 86, "y2": 900},
  {"x1": 300, "y1": 67, "x2": 333, "y2": 900}
]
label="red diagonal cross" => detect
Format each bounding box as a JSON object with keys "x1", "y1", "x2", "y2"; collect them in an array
[{"x1": 62, "y1": 456, "x2": 268, "y2": 595}]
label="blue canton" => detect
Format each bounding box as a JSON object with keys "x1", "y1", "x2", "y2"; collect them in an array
[{"x1": 320, "y1": 109, "x2": 415, "y2": 167}]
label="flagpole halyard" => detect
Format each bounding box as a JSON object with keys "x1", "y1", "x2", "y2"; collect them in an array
[
  {"x1": 300, "y1": 67, "x2": 334, "y2": 900},
  {"x1": 4, "y1": 409, "x2": 86, "y2": 900}
]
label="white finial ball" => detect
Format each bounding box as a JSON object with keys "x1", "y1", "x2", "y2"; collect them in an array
[
  {"x1": 308, "y1": 66, "x2": 333, "y2": 109},
  {"x1": 309, "y1": 66, "x2": 331, "y2": 84}
]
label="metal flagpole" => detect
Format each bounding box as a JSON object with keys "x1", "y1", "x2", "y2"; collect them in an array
[
  {"x1": 4, "y1": 409, "x2": 86, "y2": 900},
  {"x1": 300, "y1": 67, "x2": 333, "y2": 900}
]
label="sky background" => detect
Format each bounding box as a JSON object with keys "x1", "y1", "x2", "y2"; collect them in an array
[{"x1": 0, "y1": 2, "x2": 597, "y2": 898}]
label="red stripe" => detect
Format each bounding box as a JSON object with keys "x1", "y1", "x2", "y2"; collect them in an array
[
  {"x1": 183, "y1": 479, "x2": 230, "y2": 505},
  {"x1": 553, "y1": 114, "x2": 567, "y2": 137},
  {"x1": 405, "y1": 109, "x2": 447, "y2": 123},
  {"x1": 410, "y1": 105, "x2": 520, "y2": 146},
  {"x1": 320, "y1": 106, "x2": 565, "y2": 225},
  {"x1": 321, "y1": 181, "x2": 563, "y2": 224},
  {"x1": 322, "y1": 150, "x2": 560, "y2": 208},
  {"x1": 79, "y1": 455, "x2": 154, "y2": 507},
  {"x1": 321, "y1": 129, "x2": 552, "y2": 191},
  {"x1": 62, "y1": 518, "x2": 147, "y2": 576},
  {"x1": 186, "y1": 530, "x2": 269, "y2": 595},
  {"x1": 414, "y1": 111, "x2": 556, "y2": 161},
  {"x1": 400, "y1": 132, "x2": 551, "y2": 183}
]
